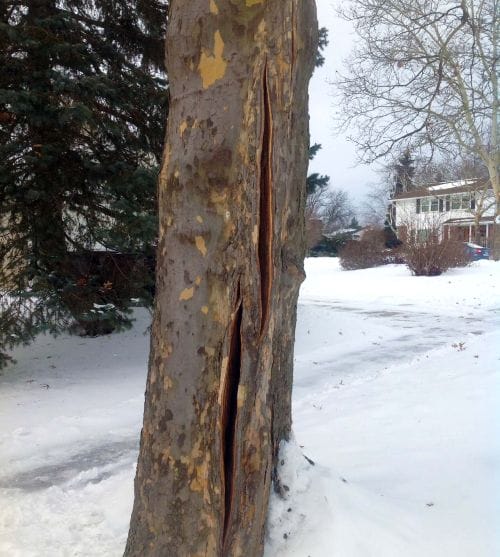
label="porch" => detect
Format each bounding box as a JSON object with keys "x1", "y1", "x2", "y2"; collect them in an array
[{"x1": 442, "y1": 218, "x2": 494, "y2": 248}]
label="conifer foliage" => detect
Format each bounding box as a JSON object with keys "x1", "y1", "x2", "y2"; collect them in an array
[
  {"x1": 0, "y1": 0, "x2": 168, "y2": 366},
  {"x1": 393, "y1": 149, "x2": 416, "y2": 195}
]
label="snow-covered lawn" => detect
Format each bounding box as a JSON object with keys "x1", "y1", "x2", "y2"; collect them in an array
[{"x1": 1, "y1": 258, "x2": 499, "y2": 556}]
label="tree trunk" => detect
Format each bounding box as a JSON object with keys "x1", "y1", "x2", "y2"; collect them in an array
[
  {"x1": 124, "y1": 2, "x2": 318, "y2": 556},
  {"x1": 491, "y1": 196, "x2": 500, "y2": 260},
  {"x1": 487, "y1": 165, "x2": 500, "y2": 259}
]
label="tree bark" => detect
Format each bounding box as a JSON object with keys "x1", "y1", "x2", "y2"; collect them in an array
[{"x1": 124, "y1": 2, "x2": 318, "y2": 556}]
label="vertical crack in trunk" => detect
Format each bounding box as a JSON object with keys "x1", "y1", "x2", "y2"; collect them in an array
[
  {"x1": 221, "y1": 285, "x2": 243, "y2": 548},
  {"x1": 258, "y1": 61, "x2": 274, "y2": 338}
]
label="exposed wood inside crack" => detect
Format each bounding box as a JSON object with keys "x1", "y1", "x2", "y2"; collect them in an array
[
  {"x1": 258, "y1": 60, "x2": 274, "y2": 338},
  {"x1": 221, "y1": 285, "x2": 243, "y2": 547}
]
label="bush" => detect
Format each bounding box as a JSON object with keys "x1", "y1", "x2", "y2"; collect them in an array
[
  {"x1": 309, "y1": 232, "x2": 352, "y2": 257},
  {"x1": 339, "y1": 229, "x2": 386, "y2": 270},
  {"x1": 403, "y1": 238, "x2": 470, "y2": 276}
]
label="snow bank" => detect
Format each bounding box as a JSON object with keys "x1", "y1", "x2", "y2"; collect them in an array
[{"x1": 0, "y1": 260, "x2": 498, "y2": 556}]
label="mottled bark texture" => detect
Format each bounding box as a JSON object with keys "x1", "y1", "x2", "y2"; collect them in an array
[{"x1": 124, "y1": 1, "x2": 318, "y2": 555}]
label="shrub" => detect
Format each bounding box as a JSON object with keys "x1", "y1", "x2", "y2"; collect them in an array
[
  {"x1": 339, "y1": 229, "x2": 386, "y2": 270},
  {"x1": 403, "y1": 237, "x2": 470, "y2": 276},
  {"x1": 309, "y1": 232, "x2": 353, "y2": 257}
]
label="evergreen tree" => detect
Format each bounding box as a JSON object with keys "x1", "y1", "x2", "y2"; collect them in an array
[
  {"x1": 0, "y1": 0, "x2": 168, "y2": 367},
  {"x1": 307, "y1": 143, "x2": 330, "y2": 195},
  {"x1": 349, "y1": 216, "x2": 360, "y2": 229},
  {"x1": 307, "y1": 28, "x2": 330, "y2": 196},
  {"x1": 315, "y1": 27, "x2": 329, "y2": 67},
  {"x1": 393, "y1": 148, "x2": 415, "y2": 194}
]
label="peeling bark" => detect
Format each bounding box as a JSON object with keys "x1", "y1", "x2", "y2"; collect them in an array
[{"x1": 125, "y1": 2, "x2": 318, "y2": 556}]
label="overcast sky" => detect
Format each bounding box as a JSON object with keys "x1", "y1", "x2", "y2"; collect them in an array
[{"x1": 308, "y1": 0, "x2": 380, "y2": 208}]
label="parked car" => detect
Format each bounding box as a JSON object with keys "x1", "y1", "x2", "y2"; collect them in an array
[{"x1": 464, "y1": 242, "x2": 490, "y2": 260}]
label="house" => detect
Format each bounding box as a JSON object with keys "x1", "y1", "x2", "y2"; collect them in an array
[{"x1": 391, "y1": 179, "x2": 496, "y2": 247}]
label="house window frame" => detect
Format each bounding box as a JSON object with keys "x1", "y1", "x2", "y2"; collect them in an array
[
  {"x1": 421, "y1": 198, "x2": 431, "y2": 213},
  {"x1": 451, "y1": 194, "x2": 461, "y2": 210},
  {"x1": 460, "y1": 193, "x2": 471, "y2": 209}
]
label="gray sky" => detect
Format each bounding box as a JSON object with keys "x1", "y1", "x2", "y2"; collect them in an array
[{"x1": 308, "y1": 0, "x2": 380, "y2": 207}]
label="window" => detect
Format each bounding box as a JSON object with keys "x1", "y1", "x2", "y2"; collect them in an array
[
  {"x1": 451, "y1": 193, "x2": 472, "y2": 210},
  {"x1": 430, "y1": 197, "x2": 439, "y2": 212},
  {"x1": 421, "y1": 198, "x2": 431, "y2": 212},
  {"x1": 451, "y1": 194, "x2": 461, "y2": 209}
]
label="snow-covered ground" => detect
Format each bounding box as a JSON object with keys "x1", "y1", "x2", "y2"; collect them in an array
[{"x1": 1, "y1": 258, "x2": 499, "y2": 556}]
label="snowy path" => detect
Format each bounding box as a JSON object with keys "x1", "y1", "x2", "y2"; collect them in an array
[{"x1": 0, "y1": 259, "x2": 499, "y2": 556}]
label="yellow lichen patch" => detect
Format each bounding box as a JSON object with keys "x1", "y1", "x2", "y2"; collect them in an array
[
  {"x1": 160, "y1": 339, "x2": 173, "y2": 358},
  {"x1": 218, "y1": 356, "x2": 229, "y2": 404},
  {"x1": 209, "y1": 0, "x2": 219, "y2": 14},
  {"x1": 205, "y1": 346, "x2": 215, "y2": 357},
  {"x1": 195, "y1": 236, "x2": 207, "y2": 256},
  {"x1": 181, "y1": 439, "x2": 213, "y2": 504},
  {"x1": 196, "y1": 215, "x2": 204, "y2": 223},
  {"x1": 181, "y1": 439, "x2": 203, "y2": 467},
  {"x1": 179, "y1": 121, "x2": 188, "y2": 136},
  {"x1": 195, "y1": 276, "x2": 202, "y2": 286},
  {"x1": 179, "y1": 287, "x2": 195, "y2": 301},
  {"x1": 209, "y1": 190, "x2": 230, "y2": 219},
  {"x1": 252, "y1": 224, "x2": 259, "y2": 245},
  {"x1": 163, "y1": 374, "x2": 173, "y2": 391},
  {"x1": 160, "y1": 447, "x2": 171, "y2": 465},
  {"x1": 237, "y1": 384, "x2": 247, "y2": 408},
  {"x1": 210, "y1": 191, "x2": 227, "y2": 204},
  {"x1": 198, "y1": 30, "x2": 227, "y2": 89},
  {"x1": 201, "y1": 305, "x2": 209, "y2": 315},
  {"x1": 158, "y1": 143, "x2": 172, "y2": 187},
  {"x1": 189, "y1": 455, "x2": 212, "y2": 504},
  {"x1": 246, "y1": 0, "x2": 264, "y2": 5}
]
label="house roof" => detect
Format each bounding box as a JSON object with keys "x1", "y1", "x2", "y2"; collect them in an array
[
  {"x1": 443, "y1": 217, "x2": 494, "y2": 225},
  {"x1": 393, "y1": 179, "x2": 491, "y2": 200}
]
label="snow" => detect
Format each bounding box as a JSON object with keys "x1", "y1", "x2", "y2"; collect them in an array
[
  {"x1": 1, "y1": 259, "x2": 499, "y2": 556},
  {"x1": 427, "y1": 179, "x2": 476, "y2": 191}
]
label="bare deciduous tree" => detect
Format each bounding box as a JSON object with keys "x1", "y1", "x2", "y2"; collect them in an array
[
  {"x1": 335, "y1": 0, "x2": 499, "y2": 247},
  {"x1": 306, "y1": 187, "x2": 356, "y2": 232},
  {"x1": 322, "y1": 189, "x2": 356, "y2": 232},
  {"x1": 361, "y1": 182, "x2": 393, "y2": 228}
]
